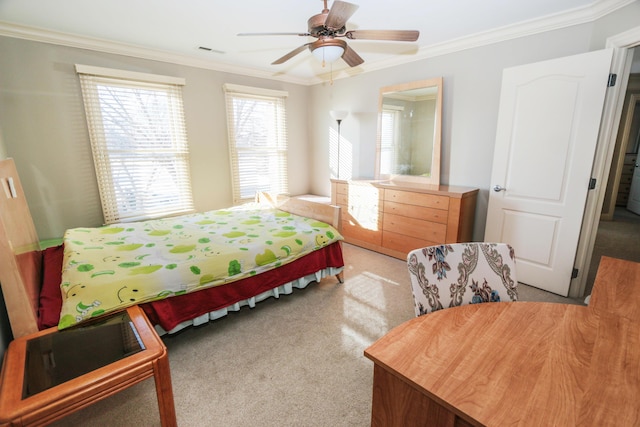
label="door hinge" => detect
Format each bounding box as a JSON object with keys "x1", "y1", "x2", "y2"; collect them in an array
[
  {"x1": 572, "y1": 268, "x2": 579, "y2": 279},
  {"x1": 589, "y1": 177, "x2": 597, "y2": 190},
  {"x1": 608, "y1": 73, "x2": 617, "y2": 87}
]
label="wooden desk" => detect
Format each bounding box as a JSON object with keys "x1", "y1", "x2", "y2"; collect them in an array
[
  {"x1": 364, "y1": 302, "x2": 640, "y2": 426},
  {"x1": 589, "y1": 256, "x2": 640, "y2": 321},
  {"x1": 0, "y1": 306, "x2": 177, "y2": 426}
]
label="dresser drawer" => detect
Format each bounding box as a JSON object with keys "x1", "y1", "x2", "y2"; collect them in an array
[
  {"x1": 617, "y1": 192, "x2": 630, "y2": 205},
  {"x1": 337, "y1": 192, "x2": 383, "y2": 211},
  {"x1": 339, "y1": 183, "x2": 383, "y2": 202},
  {"x1": 385, "y1": 189, "x2": 449, "y2": 210},
  {"x1": 620, "y1": 173, "x2": 633, "y2": 184},
  {"x1": 383, "y1": 200, "x2": 448, "y2": 224},
  {"x1": 383, "y1": 212, "x2": 447, "y2": 242},
  {"x1": 342, "y1": 215, "x2": 382, "y2": 246},
  {"x1": 620, "y1": 183, "x2": 631, "y2": 193},
  {"x1": 382, "y1": 231, "x2": 437, "y2": 255},
  {"x1": 341, "y1": 208, "x2": 381, "y2": 229}
]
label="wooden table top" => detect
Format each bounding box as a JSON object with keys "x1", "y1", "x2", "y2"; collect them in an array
[
  {"x1": 589, "y1": 255, "x2": 640, "y2": 321},
  {"x1": 364, "y1": 301, "x2": 640, "y2": 426}
]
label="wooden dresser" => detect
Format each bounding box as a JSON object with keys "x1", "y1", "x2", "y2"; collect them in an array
[
  {"x1": 330, "y1": 179, "x2": 478, "y2": 259},
  {"x1": 616, "y1": 152, "x2": 637, "y2": 206}
]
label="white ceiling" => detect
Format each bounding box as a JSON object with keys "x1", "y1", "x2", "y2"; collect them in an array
[{"x1": 0, "y1": 0, "x2": 635, "y2": 85}]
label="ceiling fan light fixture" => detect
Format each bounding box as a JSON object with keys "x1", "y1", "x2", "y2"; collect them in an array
[
  {"x1": 312, "y1": 45, "x2": 344, "y2": 63},
  {"x1": 310, "y1": 39, "x2": 346, "y2": 64}
]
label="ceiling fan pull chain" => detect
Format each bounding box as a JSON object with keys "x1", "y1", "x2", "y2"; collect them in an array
[{"x1": 330, "y1": 62, "x2": 334, "y2": 85}]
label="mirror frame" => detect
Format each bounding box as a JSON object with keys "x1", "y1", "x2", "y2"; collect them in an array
[{"x1": 375, "y1": 77, "x2": 443, "y2": 185}]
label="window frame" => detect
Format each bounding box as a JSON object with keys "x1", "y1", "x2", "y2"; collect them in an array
[
  {"x1": 380, "y1": 104, "x2": 403, "y2": 175},
  {"x1": 223, "y1": 83, "x2": 289, "y2": 205},
  {"x1": 76, "y1": 64, "x2": 194, "y2": 224}
]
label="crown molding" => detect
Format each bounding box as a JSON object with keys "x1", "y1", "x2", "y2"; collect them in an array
[
  {"x1": 0, "y1": 21, "x2": 311, "y2": 86},
  {"x1": 0, "y1": 0, "x2": 635, "y2": 86},
  {"x1": 606, "y1": 24, "x2": 640, "y2": 48},
  {"x1": 319, "y1": 0, "x2": 637, "y2": 83}
]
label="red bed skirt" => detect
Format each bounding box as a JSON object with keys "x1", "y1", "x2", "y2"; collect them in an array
[
  {"x1": 142, "y1": 242, "x2": 343, "y2": 331},
  {"x1": 38, "y1": 242, "x2": 344, "y2": 332}
]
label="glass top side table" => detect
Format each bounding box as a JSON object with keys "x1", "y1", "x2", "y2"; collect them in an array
[{"x1": 0, "y1": 305, "x2": 177, "y2": 426}]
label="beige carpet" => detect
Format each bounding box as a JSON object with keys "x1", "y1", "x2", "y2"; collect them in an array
[{"x1": 50, "y1": 243, "x2": 582, "y2": 427}]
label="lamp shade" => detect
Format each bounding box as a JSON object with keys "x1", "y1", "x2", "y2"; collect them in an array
[
  {"x1": 330, "y1": 110, "x2": 349, "y2": 121},
  {"x1": 310, "y1": 38, "x2": 346, "y2": 64}
]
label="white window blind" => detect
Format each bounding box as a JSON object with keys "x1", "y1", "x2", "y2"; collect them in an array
[
  {"x1": 380, "y1": 106, "x2": 402, "y2": 175},
  {"x1": 223, "y1": 84, "x2": 289, "y2": 205},
  {"x1": 77, "y1": 65, "x2": 194, "y2": 224}
]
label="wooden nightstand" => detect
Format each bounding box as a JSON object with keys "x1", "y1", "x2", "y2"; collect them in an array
[{"x1": 0, "y1": 305, "x2": 177, "y2": 426}]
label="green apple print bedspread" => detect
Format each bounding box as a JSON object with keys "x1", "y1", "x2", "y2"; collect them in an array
[{"x1": 59, "y1": 203, "x2": 343, "y2": 329}]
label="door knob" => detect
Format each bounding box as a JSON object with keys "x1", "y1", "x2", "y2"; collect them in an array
[{"x1": 493, "y1": 185, "x2": 506, "y2": 192}]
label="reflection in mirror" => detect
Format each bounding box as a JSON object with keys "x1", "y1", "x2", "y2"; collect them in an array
[{"x1": 376, "y1": 77, "x2": 442, "y2": 185}]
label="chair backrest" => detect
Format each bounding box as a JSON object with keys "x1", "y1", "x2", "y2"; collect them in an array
[{"x1": 407, "y1": 243, "x2": 518, "y2": 317}]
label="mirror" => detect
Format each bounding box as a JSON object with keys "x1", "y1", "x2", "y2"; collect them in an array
[{"x1": 375, "y1": 77, "x2": 442, "y2": 185}]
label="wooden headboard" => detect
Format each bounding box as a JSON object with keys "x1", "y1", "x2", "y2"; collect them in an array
[
  {"x1": 0, "y1": 158, "x2": 41, "y2": 338},
  {"x1": 255, "y1": 192, "x2": 341, "y2": 232}
]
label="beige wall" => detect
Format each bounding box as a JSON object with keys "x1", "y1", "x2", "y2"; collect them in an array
[
  {"x1": 0, "y1": 125, "x2": 6, "y2": 159},
  {"x1": 308, "y1": 2, "x2": 640, "y2": 240},
  {"x1": 0, "y1": 38, "x2": 311, "y2": 240}
]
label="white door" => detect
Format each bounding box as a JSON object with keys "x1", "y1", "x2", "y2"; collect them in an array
[
  {"x1": 628, "y1": 156, "x2": 640, "y2": 214},
  {"x1": 485, "y1": 49, "x2": 613, "y2": 296}
]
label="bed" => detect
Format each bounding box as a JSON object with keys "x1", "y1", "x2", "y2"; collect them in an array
[{"x1": 0, "y1": 158, "x2": 344, "y2": 338}]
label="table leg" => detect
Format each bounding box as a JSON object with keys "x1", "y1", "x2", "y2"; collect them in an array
[{"x1": 153, "y1": 352, "x2": 177, "y2": 427}]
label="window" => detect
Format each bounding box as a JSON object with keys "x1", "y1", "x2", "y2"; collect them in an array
[
  {"x1": 379, "y1": 105, "x2": 403, "y2": 175},
  {"x1": 76, "y1": 65, "x2": 194, "y2": 224},
  {"x1": 223, "y1": 84, "x2": 288, "y2": 204}
]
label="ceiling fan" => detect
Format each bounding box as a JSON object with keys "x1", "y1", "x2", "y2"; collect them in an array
[{"x1": 238, "y1": 0, "x2": 419, "y2": 67}]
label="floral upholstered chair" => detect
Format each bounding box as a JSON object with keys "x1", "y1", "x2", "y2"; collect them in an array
[{"x1": 407, "y1": 243, "x2": 518, "y2": 317}]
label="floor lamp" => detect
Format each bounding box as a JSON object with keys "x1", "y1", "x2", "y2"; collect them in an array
[{"x1": 330, "y1": 111, "x2": 348, "y2": 179}]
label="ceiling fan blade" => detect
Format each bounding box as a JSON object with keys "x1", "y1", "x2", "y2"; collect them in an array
[
  {"x1": 272, "y1": 43, "x2": 312, "y2": 65},
  {"x1": 325, "y1": 1, "x2": 359, "y2": 30},
  {"x1": 345, "y1": 30, "x2": 419, "y2": 42},
  {"x1": 238, "y1": 32, "x2": 310, "y2": 37},
  {"x1": 342, "y1": 45, "x2": 364, "y2": 67}
]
